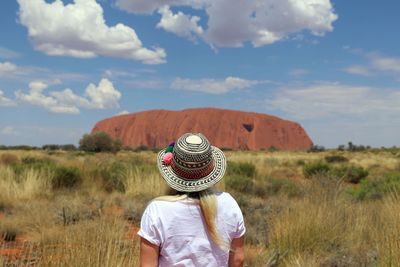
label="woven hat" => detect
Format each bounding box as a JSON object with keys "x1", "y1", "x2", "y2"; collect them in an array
[{"x1": 157, "y1": 133, "x2": 226, "y2": 192}]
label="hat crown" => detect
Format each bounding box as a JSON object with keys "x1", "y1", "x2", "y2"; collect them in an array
[{"x1": 173, "y1": 133, "x2": 212, "y2": 166}]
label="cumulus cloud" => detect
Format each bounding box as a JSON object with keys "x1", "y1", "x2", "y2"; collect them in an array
[
  {"x1": 0, "y1": 62, "x2": 17, "y2": 76},
  {"x1": 157, "y1": 6, "x2": 203, "y2": 41},
  {"x1": 115, "y1": 0, "x2": 195, "y2": 14},
  {"x1": 117, "y1": 0, "x2": 337, "y2": 47},
  {"x1": 0, "y1": 90, "x2": 16, "y2": 107},
  {"x1": 266, "y1": 83, "x2": 400, "y2": 119},
  {"x1": 15, "y1": 78, "x2": 121, "y2": 114},
  {"x1": 0, "y1": 126, "x2": 18, "y2": 136},
  {"x1": 171, "y1": 76, "x2": 264, "y2": 94},
  {"x1": 85, "y1": 79, "x2": 121, "y2": 109},
  {"x1": 17, "y1": 0, "x2": 166, "y2": 64}
]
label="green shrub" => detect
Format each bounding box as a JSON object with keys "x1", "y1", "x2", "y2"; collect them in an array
[
  {"x1": 303, "y1": 161, "x2": 330, "y2": 178},
  {"x1": 79, "y1": 132, "x2": 121, "y2": 153},
  {"x1": 12, "y1": 156, "x2": 56, "y2": 175},
  {"x1": 325, "y1": 155, "x2": 349, "y2": 163},
  {"x1": 348, "y1": 172, "x2": 400, "y2": 201},
  {"x1": 100, "y1": 162, "x2": 126, "y2": 193},
  {"x1": 225, "y1": 175, "x2": 253, "y2": 192},
  {"x1": 296, "y1": 159, "x2": 306, "y2": 166},
  {"x1": 330, "y1": 165, "x2": 368, "y2": 183},
  {"x1": 227, "y1": 161, "x2": 256, "y2": 177},
  {"x1": 52, "y1": 166, "x2": 82, "y2": 189}
]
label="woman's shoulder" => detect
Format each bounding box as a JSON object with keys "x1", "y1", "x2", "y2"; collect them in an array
[{"x1": 215, "y1": 191, "x2": 240, "y2": 207}]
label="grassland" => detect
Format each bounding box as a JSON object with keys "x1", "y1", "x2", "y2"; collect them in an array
[{"x1": 0, "y1": 148, "x2": 400, "y2": 266}]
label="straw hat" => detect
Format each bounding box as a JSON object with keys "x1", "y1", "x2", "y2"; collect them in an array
[{"x1": 157, "y1": 133, "x2": 226, "y2": 192}]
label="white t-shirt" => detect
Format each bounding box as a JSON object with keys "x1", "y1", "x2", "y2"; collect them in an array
[{"x1": 138, "y1": 192, "x2": 246, "y2": 267}]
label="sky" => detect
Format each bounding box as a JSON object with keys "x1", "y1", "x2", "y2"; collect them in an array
[{"x1": 1, "y1": 0, "x2": 400, "y2": 148}]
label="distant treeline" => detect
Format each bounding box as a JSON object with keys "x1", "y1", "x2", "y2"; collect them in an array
[
  {"x1": 308, "y1": 141, "x2": 399, "y2": 153},
  {"x1": 1, "y1": 133, "x2": 398, "y2": 153},
  {"x1": 0, "y1": 131, "x2": 157, "y2": 152}
]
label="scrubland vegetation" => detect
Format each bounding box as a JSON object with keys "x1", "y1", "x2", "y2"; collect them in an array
[{"x1": 1, "y1": 148, "x2": 400, "y2": 266}]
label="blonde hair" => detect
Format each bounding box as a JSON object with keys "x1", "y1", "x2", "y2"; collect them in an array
[{"x1": 155, "y1": 187, "x2": 226, "y2": 249}]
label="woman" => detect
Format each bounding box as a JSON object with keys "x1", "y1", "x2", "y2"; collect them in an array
[{"x1": 138, "y1": 133, "x2": 245, "y2": 267}]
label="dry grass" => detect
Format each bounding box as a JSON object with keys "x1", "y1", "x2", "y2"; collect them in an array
[{"x1": 1, "y1": 149, "x2": 400, "y2": 266}]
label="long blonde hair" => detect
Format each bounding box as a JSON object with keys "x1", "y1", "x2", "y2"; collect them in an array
[{"x1": 155, "y1": 187, "x2": 226, "y2": 249}]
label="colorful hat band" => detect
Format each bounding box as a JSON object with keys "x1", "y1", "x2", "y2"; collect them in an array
[{"x1": 171, "y1": 160, "x2": 215, "y2": 180}]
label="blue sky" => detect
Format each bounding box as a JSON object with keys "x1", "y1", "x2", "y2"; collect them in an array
[{"x1": 1, "y1": 0, "x2": 400, "y2": 148}]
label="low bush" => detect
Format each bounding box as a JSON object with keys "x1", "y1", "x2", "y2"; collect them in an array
[
  {"x1": 225, "y1": 175, "x2": 253, "y2": 192},
  {"x1": 227, "y1": 161, "x2": 256, "y2": 177},
  {"x1": 52, "y1": 166, "x2": 82, "y2": 189},
  {"x1": 296, "y1": 159, "x2": 306, "y2": 166},
  {"x1": 303, "y1": 161, "x2": 330, "y2": 178},
  {"x1": 330, "y1": 165, "x2": 368, "y2": 183},
  {"x1": 348, "y1": 172, "x2": 400, "y2": 201},
  {"x1": 325, "y1": 155, "x2": 349, "y2": 163},
  {"x1": 307, "y1": 145, "x2": 325, "y2": 152}
]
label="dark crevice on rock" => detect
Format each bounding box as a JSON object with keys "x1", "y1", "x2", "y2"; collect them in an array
[{"x1": 243, "y1": 123, "x2": 254, "y2": 132}]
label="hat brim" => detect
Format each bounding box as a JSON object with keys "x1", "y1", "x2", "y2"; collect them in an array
[{"x1": 157, "y1": 146, "x2": 226, "y2": 192}]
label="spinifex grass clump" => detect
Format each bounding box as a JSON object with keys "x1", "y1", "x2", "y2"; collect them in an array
[
  {"x1": 303, "y1": 161, "x2": 330, "y2": 178},
  {"x1": 225, "y1": 161, "x2": 256, "y2": 192},
  {"x1": 52, "y1": 166, "x2": 82, "y2": 189},
  {"x1": 12, "y1": 156, "x2": 57, "y2": 175},
  {"x1": 100, "y1": 161, "x2": 127, "y2": 193}
]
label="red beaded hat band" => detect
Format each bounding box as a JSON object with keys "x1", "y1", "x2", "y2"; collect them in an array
[{"x1": 171, "y1": 160, "x2": 215, "y2": 180}]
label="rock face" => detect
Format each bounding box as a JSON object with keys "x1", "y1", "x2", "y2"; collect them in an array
[{"x1": 92, "y1": 108, "x2": 313, "y2": 150}]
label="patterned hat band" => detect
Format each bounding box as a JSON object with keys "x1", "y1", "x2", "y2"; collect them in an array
[{"x1": 171, "y1": 160, "x2": 215, "y2": 180}]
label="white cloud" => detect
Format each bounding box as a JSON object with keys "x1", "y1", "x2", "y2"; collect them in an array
[
  {"x1": 0, "y1": 62, "x2": 17, "y2": 76},
  {"x1": 343, "y1": 65, "x2": 371, "y2": 76},
  {"x1": 157, "y1": 6, "x2": 203, "y2": 41},
  {"x1": 266, "y1": 83, "x2": 400, "y2": 120},
  {"x1": 117, "y1": 0, "x2": 337, "y2": 47},
  {"x1": 370, "y1": 55, "x2": 400, "y2": 73},
  {"x1": 0, "y1": 47, "x2": 20, "y2": 59},
  {"x1": 15, "y1": 78, "x2": 121, "y2": 114},
  {"x1": 116, "y1": 110, "x2": 130, "y2": 116},
  {"x1": 85, "y1": 79, "x2": 121, "y2": 109},
  {"x1": 115, "y1": 0, "x2": 195, "y2": 14},
  {"x1": 344, "y1": 53, "x2": 400, "y2": 77},
  {"x1": 0, "y1": 90, "x2": 16, "y2": 107},
  {"x1": 171, "y1": 76, "x2": 264, "y2": 94},
  {"x1": 17, "y1": 0, "x2": 166, "y2": 64},
  {"x1": 0, "y1": 126, "x2": 18, "y2": 136}
]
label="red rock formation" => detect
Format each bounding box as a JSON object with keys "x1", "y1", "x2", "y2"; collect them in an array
[{"x1": 91, "y1": 108, "x2": 313, "y2": 150}]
